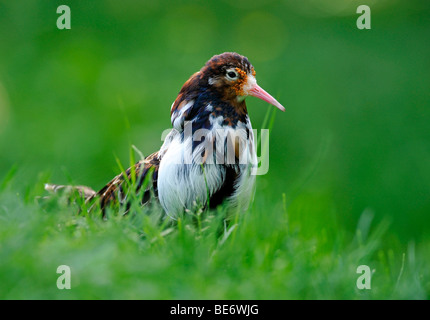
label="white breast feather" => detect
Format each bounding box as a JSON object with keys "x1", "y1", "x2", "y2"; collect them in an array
[{"x1": 157, "y1": 113, "x2": 257, "y2": 218}]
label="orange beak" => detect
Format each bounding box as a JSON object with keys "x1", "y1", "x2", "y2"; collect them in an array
[{"x1": 248, "y1": 84, "x2": 285, "y2": 112}]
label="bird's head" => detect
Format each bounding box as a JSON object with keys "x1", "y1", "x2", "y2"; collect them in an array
[
  {"x1": 171, "y1": 52, "x2": 284, "y2": 131},
  {"x1": 200, "y1": 52, "x2": 285, "y2": 112}
]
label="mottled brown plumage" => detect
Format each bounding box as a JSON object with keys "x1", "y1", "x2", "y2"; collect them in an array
[{"x1": 91, "y1": 151, "x2": 159, "y2": 214}]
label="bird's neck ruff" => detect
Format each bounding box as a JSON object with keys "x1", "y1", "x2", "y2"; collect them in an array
[{"x1": 171, "y1": 72, "x2": 248, "y2": 132}]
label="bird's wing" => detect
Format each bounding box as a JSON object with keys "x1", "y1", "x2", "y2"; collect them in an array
[{"x1": 92, "y1": 151, "x2": 160, "y2": 213}]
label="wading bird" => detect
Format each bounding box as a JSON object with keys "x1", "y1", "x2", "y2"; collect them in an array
[{"x1": 46, "y1": 52, "x2": 285, "y2": 218}]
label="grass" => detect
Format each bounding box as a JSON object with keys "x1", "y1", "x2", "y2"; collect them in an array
[
  {"x1": 0, "y1": 0, "x2": 429, "y2": 300},
  {"x1": 0, "y1": 161, "x2": 429, "y2": 300}
]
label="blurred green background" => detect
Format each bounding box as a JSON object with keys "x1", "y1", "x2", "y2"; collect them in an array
[{"x1": 0, "y1": 0, "x2": 429, "y2": 244}]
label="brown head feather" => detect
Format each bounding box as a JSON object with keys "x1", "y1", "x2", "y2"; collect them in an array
[{"x1": 171, "y1": 52, "x2": 256, "y2": 118}]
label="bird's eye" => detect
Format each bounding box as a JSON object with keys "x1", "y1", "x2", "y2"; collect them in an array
[{"x1": 226, "y1": 70, "x2": 238, "y2": 80}]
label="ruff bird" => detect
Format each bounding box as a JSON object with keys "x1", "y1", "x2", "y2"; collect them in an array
[{"x1": 46, "y1": 52, "x2": 285, "y2": 218}]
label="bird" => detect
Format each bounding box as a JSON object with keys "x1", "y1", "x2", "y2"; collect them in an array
[{"x1": 45, "y1": 52, "x2": 285, "y2": 219}]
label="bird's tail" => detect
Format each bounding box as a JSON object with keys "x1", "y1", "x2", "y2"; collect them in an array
[
  {"x1": 44, "y1": 183, "x2": 96, "y2": 201},
  {"x1": 43, "y1": 151, "x2": 160, "y2": 214}
]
